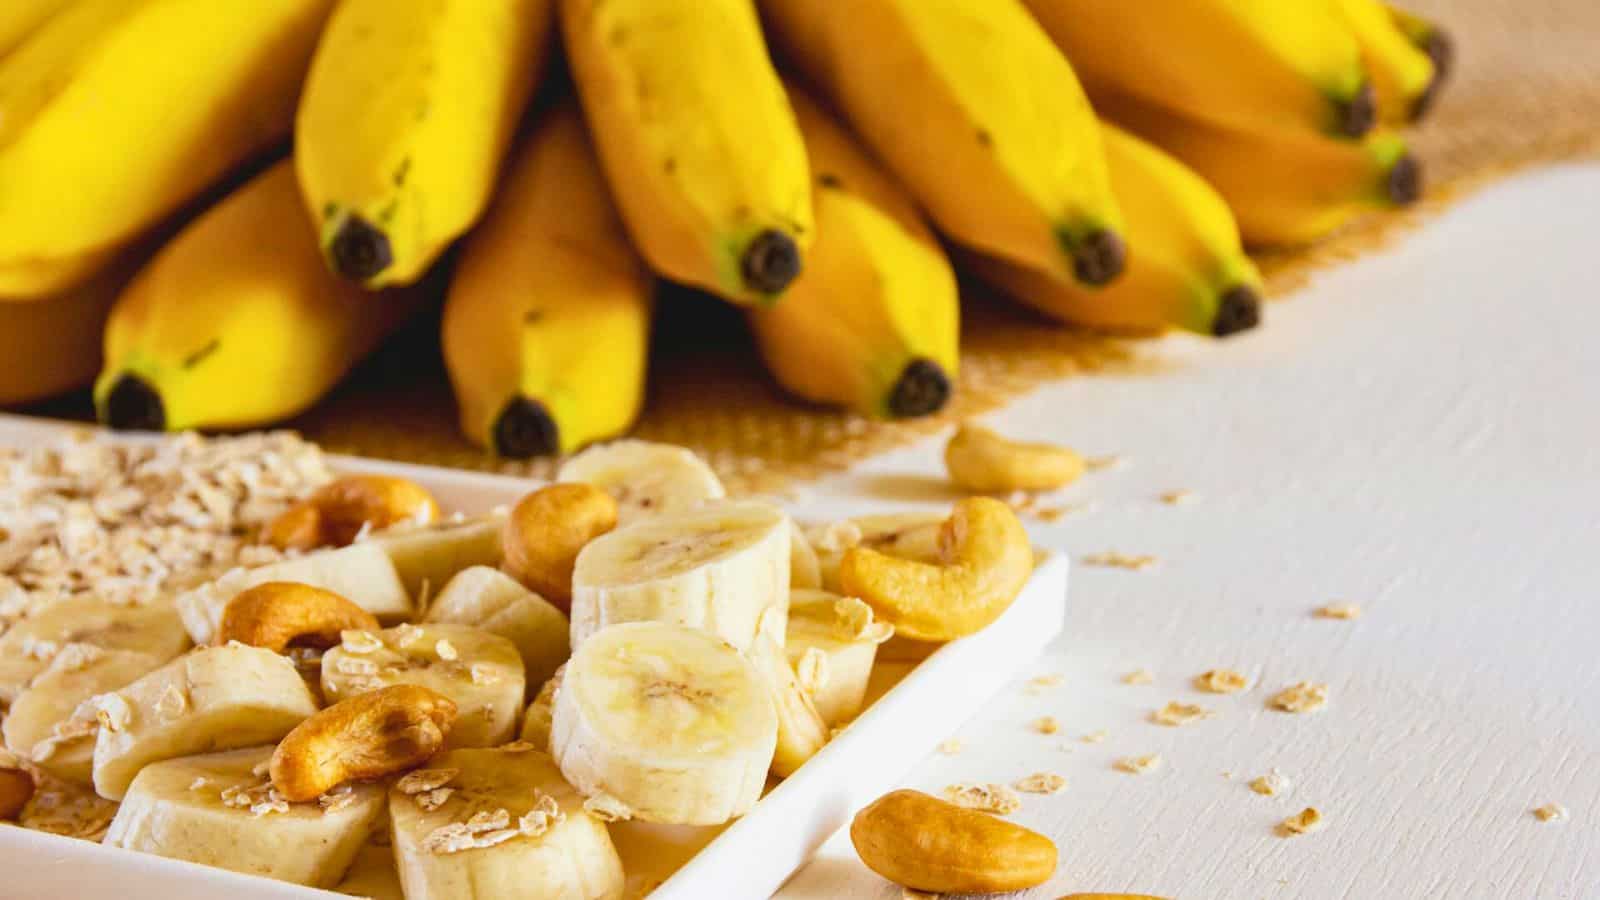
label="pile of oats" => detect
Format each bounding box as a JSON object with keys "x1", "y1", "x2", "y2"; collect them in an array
[
  {"x1": 942, "y1": 783, "x2": 1022, "y2": 815},
  {"x1": 0, "y1": 431, "x2": 330, "y2": 622}
]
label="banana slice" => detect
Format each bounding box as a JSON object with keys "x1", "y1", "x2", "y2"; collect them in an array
[
  {"x1": 335, "y1": 839, "x2": 404, "y2": 900},
  {"x1": 390, "y1": 746, "x2": 625, "y2": 900},
  {"x1": 0, "y1": 596, "x2": 189, "y2": 703},
  {"x1": 785, "y1": 590, "x2": 894, "y2": 727},
  {"x1": 106, "y1": 745, "x2": 386, "y2": 888},
  {"x1": 570, "y1": 500, "x2": 791, "y2": 653},
  {"x1": 550, "y1": 622, "x2": 777, "y2": 825},
  {"x1": 321, "y1": 623, "x2": 525, "y2": 749},
  {"x1": 176, "y1": 542, "x2": 413, "y2": 646},
  {"x1": 91, "y1": 643, "x2": 319, "y2": 800},
  {"x1": 4, "y1": 647, "x2": 165, "y2": 784},
  {"x1": 748, "y1": 624, "x2": 828, "y2": 778},
  {"x1": 804, "y1": 512, "x2": 945, "y2": 594},
  {"x1": 369, "y1": 514, "x2": 506, "y2": 602},
  {"x1": 425, "y1": 566, "x2": 568, "y2": 692},
  {"x1": 557, "y1": 439, "x2": 726, "y2": 524},
  {"x1": 789, "y1": 520, "x2": 823, "y2": 590},
  {"x1": 519, "y1": 666, "x2": 562, "y2": 753}
]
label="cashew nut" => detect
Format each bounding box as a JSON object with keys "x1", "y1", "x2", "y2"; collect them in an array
[
  {"x1": 270, "y1": 684, "x2": 457, "y2": 802},
  {"x1": 850, "y1": 789, "x2": 1056, "y2": 894},
  {"x1": 265, "y1": 474, "x2": 440, "y2": 551},
  {"x1": 839, "y1": 497, "x2": 1032, "y2": 641},
  {"x1": 943, "y1": 424, "x2": 1084, "y2": 493},
  {"x1": 502, "y1": 483, "x2": 618, "y2": 612},
  {"x1": 0, "y1": 763, "x2": 33, "y2": 820},
  {"x1": 217, "y1": 582, "x2": 381, "y2": 653}
]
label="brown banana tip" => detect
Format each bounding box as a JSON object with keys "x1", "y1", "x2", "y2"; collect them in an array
[
  {"x1": 329, "y1": 215, "x2": 393, "y2": 283},
  {"x1": 1339, "y1": 83, "x2": 1378, "y2": 138},
  {"x1": 740, "y1": 229, "x2": 802, "y2": 295},
  {"x1": 888, "y1": 358, "x2": 952, "y2": 419},
  {"x1": 1213, "y1": 286, "x2": 1263, "y2": 337},
  {"x1": 492, "y1": 397, "x2": 560, "y2": 459},
  {"x1": 102, "y1": 375, "x2": 166, "y2": 432},
  {"x1": 1071, "y1": 229, "x2": 1126, "y2": 287},
  {"x1": 1388, "y1": 154, "x2": 1424, "y2": 206},
  {"x1": 1423, "y1": 28, "x2": 1455, "y2": 82}
]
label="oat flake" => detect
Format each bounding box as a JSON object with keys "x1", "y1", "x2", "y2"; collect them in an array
[
  {"x1": 1013, "y1": 772, "x2": 1066, "y2": 795},
  {"x1": 942, "y1": 783, "x2": 1021, "y2": 815},
  {"x1": 1195, "y1": 669, "x2": 1249, "y2": 694},
  {"x1": 1153, "y1": 701, "x2": 1214, "y2": 726},
  {"x1": 1116, "y1": 754, "x2": 1162, "y2": 775},
  {"x1": 1279, "y1": 807, "x2": 1323, "y2": 836},
  {"x1": 1269, "y1": 682, "x2": 1329, "y2": 714}
]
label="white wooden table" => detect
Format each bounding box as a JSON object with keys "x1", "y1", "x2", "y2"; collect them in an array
[{"x1": 779, "y1": 164, "x2": 1600, "y2": 899}]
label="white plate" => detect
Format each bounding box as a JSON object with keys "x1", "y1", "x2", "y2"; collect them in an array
[{"x1": 0, "y1": 413, "x2": 1069, "y2": 899}]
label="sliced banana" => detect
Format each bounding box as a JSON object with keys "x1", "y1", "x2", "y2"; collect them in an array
[
  {"x1": 425, "y1": 566, "x2": 568, "y2": 692},
  {"x1": 747, "y1": 626, "x2": 828, "y2": 778},
  {"x1": 550, "y1": 622, "x2": 777, "y2": 825},
  {"x1": 789, "y1": 520, "x2": 823, "y2": 590},
  {"x1": 335, "y1": 839, "x2": 404, "y2": 900},
  {"x1": 519, "y1": 666, "x2": 563, "y2": 754},
  {"x1": 390, "y1": 746, "x2": 625, "y2": 900},
  {"x1": 105, "y1": 745, "x2": 386, "y2": 888},
  {"x1": 570, "y1": 500, "x2": 791, "y2": 653},
  {"x1": 321, "y1": 623, "x2": 525, "y2": 749},
  {"x1": 369, "y1": 514, "x2": 506, "y2": 603},
  {"x1": 557, "y1": 439, "x2": 726, "y2": 524},
  {"x1": 176, "y1": 541, "x2": 413, "y2": 646},
  {"x1": 92, "y1": 644, "x2": 319, "y2": 800},
  {"x1": 4, "y1": 647, "x2": 165, "y2": 784},
  {"x1": 0, "y1": 596, "x2": 189, "y2": 703},
  {"x1": 785, "y1": 589, "x2": 894, "y2": 727},
  {"x1": 804, "y1": 512, "x2": 945, "y2": 594}
]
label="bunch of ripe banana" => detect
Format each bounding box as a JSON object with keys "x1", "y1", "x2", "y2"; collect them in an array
[{"x1": 0, "y1": 0, "x2": 1450, "y2": 455}]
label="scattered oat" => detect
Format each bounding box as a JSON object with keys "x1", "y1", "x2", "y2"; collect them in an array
[
  {"x1": 1195, "y1": 669, "x2": 1249, "y2": 694},
  {"x1": 414, "y1": 787, "x2": 454, "y2": 812},
  {"x1": 1251, "y1": 770, "x2": 1292, "y2": 796},
  {"x1": 1152, "y1": 701, "x2": 1214, "y2": 726},
  {"x1": 434, "y1": 639, "x2": 458, "y2": 661},
  {"x1": 421, "y1": 809, "x2": 521, "y2": 855},
  {"x1": 583, "y1": 793, "x2": 633, "y2": 822},
  {"x1": 1082, "y1": 551, "x2": 1159, "y2": 571},
  {"x1": 1013, "y1": 772, "x2": 1066, "y2": 795},
  {"x1": 1031, "y1": 716, "x2": 1061, "y2": 735},
  {"x1": 1122, "y1": 668, "x2": 1154, "y2": 685},
  {"x1": 93, "y1": 694, "x2": 132, "y2": 733},
  {"x1": 1115, "y1": 754, "x2": 1162, "y2": 775},
  {"x1": 1269, "y1": 682, "x2": 1329, "y2": 714},
  {"x1": 340, "y1": 629, "x2": 383, "y2": 654},
  {"x1": 318, "y1": 785, "x2": 359, "y2": 813},
  {"x1": 154, "y1": 684, "x2": 188, "y2": 719},
  {"x1": 1316, "y1": 603, "x2": 1362, "y2": 620},
  {"x1": 1533, "y1": 803, "x2": 1569, "y2": 823},
  {"x1": 1278, "y1": 807, "x2": 1323, "y2": 836},
  {"x1": 1081, "y1": 730, "x2": 1109, "y2": 744},
  {"x1": 335, "y1": 655, "x2": 380, "y2": 677},
  {"x1": 937, "y1": 738, "x2": 963, "y2": 756},
  {"x1": 501, "y1": 741, "x2": 537, "y2": 753},
  {"x1": 517, "y1": 792, "x2": 564, "y2": 837},
  {"x1": 1027, "y1": 673, "x2": 1063, "y2": 691},
  {"x1": 795, "y1": 648, "x2": 829, "y2": 697},
  {"x1": 397, "y1": 768, "x2": 459, "y2": 795},
  {"x1": 943, "y1": 783, "x2": 1022, "y2": 815},
  {"x1": 1159, "y1": 490, "x2": 1196, "y2": 505},
  {"x1": 470, "y1": 662, "x2": 499, "y2": 685},
  {"x1": 1085, "y1": 455, "x2": 1127, "y2": 472},
  {"x1": 393, "y1": 623, "x2": 424, "y2": 647}
]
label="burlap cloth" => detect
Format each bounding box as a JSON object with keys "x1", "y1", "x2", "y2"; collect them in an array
[{"x1": 291, "y1": 0, "x2": 1600, "y2": 493}]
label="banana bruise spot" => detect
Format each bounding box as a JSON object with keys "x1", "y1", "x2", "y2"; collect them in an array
[
  {"x1": 1068, "y1": 228, "x2": 1126, "y2": 287},
  {"x1": 1212, "y1": 286, "x2": 1262, "y2": 338},
  {"x1": 1411, "y1": 29, "x2": 1454, "y2": 121},
  {"x1": 740, "y1": 229, "x2": 802, "y2": 295},
  {"x1": 1337, "y1": 82, "x2": 1377, "y2": 138},
  {"x1": 329, "y1": 214, "x2": 393, "y2": 283},
  {"x1": 1387, "y1": 154, "x2": 1424, "y2": 206},
  {"x1": 888, "y1": 358, "x2": 952, "y2": 419},
  {"x1": 102, "y1": 375, "x2": 166, "y2": 432},
  {"x1": 493, "y1": 396, "x2": 560, "y2": 458}
]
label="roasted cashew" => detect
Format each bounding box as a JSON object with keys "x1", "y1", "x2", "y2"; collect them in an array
[
  {"x1": 943, "y1": 424, "x2": 1084, "y2": 493},
  {"x1": 0, "y1": 762, "x2": 34, "y2": 820},
  {"x1": 265, "y1": 474, "x2": 440, "y2": 551},
  {"x1": 502, "y1": 483, "x2": 618, "y2": 611},
  {"x1": 850, "y1": 789, "x2": 1056, "y2": 894},
  {"x1": 270, "y1": 684, "x2": 457, "y2": 802},
  {"x1": 217, "y1": 582, "x2": 381, "y2": 653}
]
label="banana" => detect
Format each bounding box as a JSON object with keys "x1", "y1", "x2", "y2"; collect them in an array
[
  {"x1": 760, "y1": 0, "x2": 1125, "y2": 288},
  {"x1": 519, "y1": 666, "x2": 562, "y2": 753},
  {"x1": 369, "y1": 514, "x2": 507, "y2": 601},
  {"x1": 747, "y1": 87, "x2": 960, "y2": 419},
  {"x1": 426, "y1": 566, "x2": 569, "y2": 693},
  {"x1": 557, "y1": 440, "x2": 726, "y2": 524},
  {"x1": 0, "y1": 248, "x2": 147, "y2": 405},
  {"x1": 176, "y1": 541, "x2": 414, "y2": 646},
  {"x1": 94, "y1": 160, "x2": 421, "y2": 433},
  {"x1": 561, "y1": 0, "x2": 812, "y2": 305},
  {"x1": 320, "y1": 623, "x2": 525, "y2": 748},
  {"x1": 442, "y1": 105, "x2": 653, "y2": 458},
  {"x1": 92, "y1": 643, "x2": 319, "y2": 800},
  {"x1": 0, "y1": 0, "x2": 333, "y2": 298},
  {"x1": 785, "y1": 590, "x2": 894, "y2": 727},
  {"x1": 0, "y1": 0, "x2": 69, "y2": 67},
  {"x1": 0, "y1": 595, "x2": 189, "y2": 703},
  {"x1": 1388, "y1": 5, "x2": 1455, "y2": 102},
  {"x1": 803, "y1": 512, "x2": 945, "y2": 595},
  {"x1": 747, "y1": 622, "x2": 827, "y2": 778},
  {"x1": 106, "y1": 745, "x2": 387, "y2": 888},
  {"x1": 4, "y1": 647, "x2": 165, "y2": 784},
  {"x1": 570, "y1": 500, "x2": 791, "y2": 652},
  {"x1": 335, "y1": 839, "x2": 404, "y2": 900},
  {"x1": 389, "y1": 746, "x2": 625, "y2": 900},
  {"x1": 1023, "y1": 0, "x2": 1375, "y2": 140},
  {"x1": 296, "y1": 0, "x2": 553, "y2": 288},
  {"x1": 550, "y1": 621, "x2": 777, "y2": 825},
  {"x1": 789, "y1": 521, "x2": 823, "y2": 591},
  {"x1": 1337, "y1": 0, "x2": 1439, "y2": 123},
  {"x1": 1105, "y1": 93, "x2": 1423, "y2": 247},
  {"x1": 968, "y1": 121, "x2": 1263, "y2": 337}
]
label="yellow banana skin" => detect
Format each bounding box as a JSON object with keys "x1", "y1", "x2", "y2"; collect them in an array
[
  {"x1": 971, "y1": 122, "x2": 1262, "y2": 338},
  {"x1": 1338, "y1": 0, "x2": 1437, "y2": 124},
  {"x1": 0, "y1": 0, "x2": 71, "y2": 59},
  {"x1": 1104, "y1": 90, "x2": 1422, "y2": 248},
  {"x1": 561, "y1": 0, "x2": 812, "y2": 306},
  {"x1": 0, "y1": 253, "x2": 147, "y2": 406},
  {"x1": 1388, "y1": 4, "x2": 1454, "y2": 113},
  {"x1": 443, "y1": 107, "x2": 653, "y2": 458},
  {"x1": 95, "y1": 161, "x2": 419, "y2": 432},
  {"x1": 0, "y1": 0, "x2": 334, "y2": 299},
  {"x1": 760, "y1": 0, "x2": 1125, "y2": 289},
  {"x1": 1023, "y1": 0, "x2": 1375, "y2": 140},
  {"x1": 748, "y1": 88, "x2": 959, "y2": 419},
  {"x1": 296, "y1": 0, "x2": 554, "y2": 288}
]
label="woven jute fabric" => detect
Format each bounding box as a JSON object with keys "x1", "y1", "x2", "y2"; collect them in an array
[{"x1": 294, "y1": 0, "x2": 1600, "y2": 493}]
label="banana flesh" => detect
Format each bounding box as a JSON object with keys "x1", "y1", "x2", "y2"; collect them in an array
[
  {"x1": 748, "y1": 625, "x2": 828, "y2": 777},
  {"x1": 334, "y1": 840, "x2": 405, "y2": 900},
  {"x1": 785, "y1": 589, "x2": 893, "y2": 727},
  {"x1": 370, "y1": 514, "x2": 506, "y2": 602},
  {"x1": 4, "y1": 647, "x2": 165, "y2": 784},
  {"x1": 557, "y1": 439, "x2": 726, "y2": 525},
  {"x1": 426, "y1": 566, "x2": 570, "y2": 693},
  {"x1": 0, "y1": 595, "x2": 189, "y2": 703}
]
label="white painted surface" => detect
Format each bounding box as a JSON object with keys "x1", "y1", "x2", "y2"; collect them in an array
[{"x1": 777, "y1": 164, "x2": 1600, "y2": 899}]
